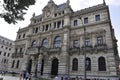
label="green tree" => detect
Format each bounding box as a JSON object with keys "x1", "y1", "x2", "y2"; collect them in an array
[{"x1": 0, "y1": 0, "x2": 35, "y2": 24}]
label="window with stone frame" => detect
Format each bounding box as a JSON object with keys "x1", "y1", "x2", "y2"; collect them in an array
[
  {"x1": 54, "y1": 36, "x2": 61, "y2": 48},
  {"x1": 57, "y1": 21, "x2": 61, "y2": 28},
  {"x1": 16, "y1": 60, "x2": 20, "y2": 68},
  {"x1": 4, "y1": 52, "x2": 6, "y2": 56},
  {"x1": 98, "y1": 56, "x2": 106, "y2": 71},
  {"x1": 73, "y1": 40, "x2": 79, "y2": 48},
  {"x1": 11, "y1": 60, "x2": 15, "y2": 68},
  {"x1": 23, "y1": 33, "x2": 26, "y2": 38},
  {"x1": 0, "y1": 51, "x2": 1, "y2": 55},
  {"x1": 72, "y1": 58, "x2": 78, "y2": 71},
  {"x1": 20, "y1": 48, "x2": 23, "y2": 53},
  {"x1": 97, "y1": 36, "x2": 103, "y2": 45},
  {"x1": 18, "y1": 35, "x2": 21, "y2": 39},
  {"x1": 7, "y1": 53, "x2": 10, "y2": 57},
  {"x1": 95, "y1": 14, "x2": 100, "y2": 21},
  {"x1": 84, "y1": 17, "x2": 88, "y2": 24},
  {"x1": 74, "y1": 20, "x2": 78, "y2": 26},
  {"x1": 45, "y1": 24, "x2": 49, "y2": 31},
  {"x1": 54, "y1": 22, "x2": 56, "y2": 29},
  {"x1": 42, "y1": 38, "x2": 48, "y2": 48},
  {"x1": 85, "y1": 38, "x2": 90, "y2": 47}
]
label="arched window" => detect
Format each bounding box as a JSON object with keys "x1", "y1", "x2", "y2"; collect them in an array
[
  {"x1": 16, "y1": 60, "x2": 20, "y2": 68},
  {"x1": 72, "y1": 58, "x2": 78, "y2": 71},
  {"x1": 42, "y1": 38, "x2": 48, "y2": 48},
  {"x1": 54, "y1": 36, "x2": 61, "y2": 47},
  {"x1": 11, "y1": 60, "x2": 15, "y2": 68},
  {"x1": 31, "y1": 40, "x2": 37, "y2": 47},
  {"x1": 86, "y1": 57, "x2": 91, "y2": 71},
  {"x1": 98, "y1": 56, "x2": 106, "y2": 71}
]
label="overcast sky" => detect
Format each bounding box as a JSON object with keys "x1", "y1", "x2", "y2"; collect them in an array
[{"x1": 0, "y1": 0, "x2": 120, "y2": 55}]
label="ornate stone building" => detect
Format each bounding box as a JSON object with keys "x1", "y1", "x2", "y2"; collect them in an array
[
  {"x1": 0, "y1": 35, "x2": 14, "y2": 72},
  {"x1": 12, "y1": 0, "x2": 120, "y2": 79}
]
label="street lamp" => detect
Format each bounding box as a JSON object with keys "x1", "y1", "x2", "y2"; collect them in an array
[
  {"x1": 79, "y1": 17, "x2": 87, "y2": 80},
  {"x1": 35, "y1": 46, "x2": 43, "y2": 78}
]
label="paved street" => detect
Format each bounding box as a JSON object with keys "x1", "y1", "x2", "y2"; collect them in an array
[{"x1": 0, "y1": 75, "x2": 19, "y2": 80}]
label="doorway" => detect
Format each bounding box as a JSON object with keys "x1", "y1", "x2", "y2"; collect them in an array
[{"x1": 51, "y1": 58, "x2": 59, "y2": 76}]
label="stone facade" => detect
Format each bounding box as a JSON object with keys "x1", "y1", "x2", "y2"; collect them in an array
[
  {"x1": 12, "y1": 0, "x2": 120, "y2": 79},
  {"x1": 0, "y1": 35, "x2": 14, "y2": 72}
]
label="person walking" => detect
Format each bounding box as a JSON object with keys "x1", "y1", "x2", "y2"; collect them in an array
[
  {"x1": 25, "y1": 72, "x2": 30, "y2": 80},
  {"x1": 19, "y1": 72, "x2": 23, "y2": 80}
]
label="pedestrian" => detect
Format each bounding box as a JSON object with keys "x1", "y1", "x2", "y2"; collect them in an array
[
  {"x1": 25, "y1": 72, "x2": 30, "y2": 80},
  {"x1": 54, "y1": 76, "x2": 59, "y2": 80},
  {"x1": 19, "y1": 72, "x2": 23, "y2": 80}
]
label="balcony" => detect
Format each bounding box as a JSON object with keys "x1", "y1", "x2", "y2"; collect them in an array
[
  {"x1": 27, "y1": 47, "x2": 39, "y2": 55},
  {"x1": 82, "y1": 45, "x2": 93, "y2": 52},
  {"x1": 12, "y1": 52, "x2": 23, "y2": 58},
  {"x1": 69, "y1": 47, "x2": 80, "y2": 55},
  {"x1": 94, "y1": 44, "x2": 107, "y2": 52},
  {"x1": 47, "y1": 47, "x2": 61, "y2": 54}
]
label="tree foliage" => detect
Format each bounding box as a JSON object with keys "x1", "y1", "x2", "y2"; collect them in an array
[{"x1": 0, "y1": 0, "x2": 35, "y2": 24}]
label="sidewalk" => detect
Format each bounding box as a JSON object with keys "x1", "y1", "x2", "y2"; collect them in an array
[{"x1": 0, "y1": 75, "x2": 19, "y2": 80}]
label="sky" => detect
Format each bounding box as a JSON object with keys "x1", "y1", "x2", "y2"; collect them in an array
[{"x1": 0, "y1": 0, "x2": 120, "y2": 55}]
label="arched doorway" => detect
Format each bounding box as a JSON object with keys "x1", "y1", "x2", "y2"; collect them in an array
[
  {"x1": 51, "y1": 58, "x2": 59, "y2": 76},
  {"x1": 27, "y1": 59, "x2": 32, "y2": 73},
  {"x1": 41, "y1": 59, "x2": 44, "y2": 75}
]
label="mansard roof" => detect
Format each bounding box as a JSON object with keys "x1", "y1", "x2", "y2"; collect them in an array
[
  {"x1": 57, "y1": 3, "x2": 66, "y2": 9},
  {"x1": 72, "y1": 3, "x2": 108, "y2": 17}
]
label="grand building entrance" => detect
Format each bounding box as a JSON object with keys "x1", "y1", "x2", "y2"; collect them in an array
[{"x1": 51, "y1": 58, "x2": 59, "y2": 76}]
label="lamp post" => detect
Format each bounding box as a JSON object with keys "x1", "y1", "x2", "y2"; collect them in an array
[
  {"x1": 79, "y1": 17, "x2": 86, "y2": 80},
  {"x1": 35, "y1": 46, "x2": 42, "y2": 78}
]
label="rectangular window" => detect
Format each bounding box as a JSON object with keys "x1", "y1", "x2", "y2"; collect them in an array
[
  {"x1": 35, "y1": 27, "x2": 38, "y2": 33},
  {"x1": 57, "y1": 21, "x2": 61, "y2": 28},
  {"x1": 15, "y1": 48, "x2": 18, "y2": 53},
  {"x1": 4, "y1": 52, "x2": 6, "y2": 56},
  {"x1": 42, "y1": 26, "x2": 44, "y2": 31},
  {"x1": 97, "y1": 36, "x2": 103, "y2": 45},
  {"x1": 0, "y1": 51, "x2": 2, "y2": 55},
  {"x1": 23, "y1": 34, "x2": 25, "y2": 38},
  {"x1": 62, "y1": 20, "x2": 64, "y2": 27},
  {"x1": 85, "y1": 38, "x2": 90, "y2": 46},
  {"x1": 54, "y1": 22, "x2": 56, "y2": 29},
  {"x1": 84, "y1": 17, "x2": 88, "y2": 24},
  {"x1": 20, "y1": 48, "x2": 22, "y2": 52},
  {"x1": 95, "y1": 15, "x2": 100, "y2": 21},
  {"x1": 45, "y1": 25, "x2": 49, "y2": 31},
  {"x1": 73, "y1": 40, "x2": 79, "y2": 48},
  {"x1": 74, "y1": 20, "x2": 78, "y2": 26}
]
